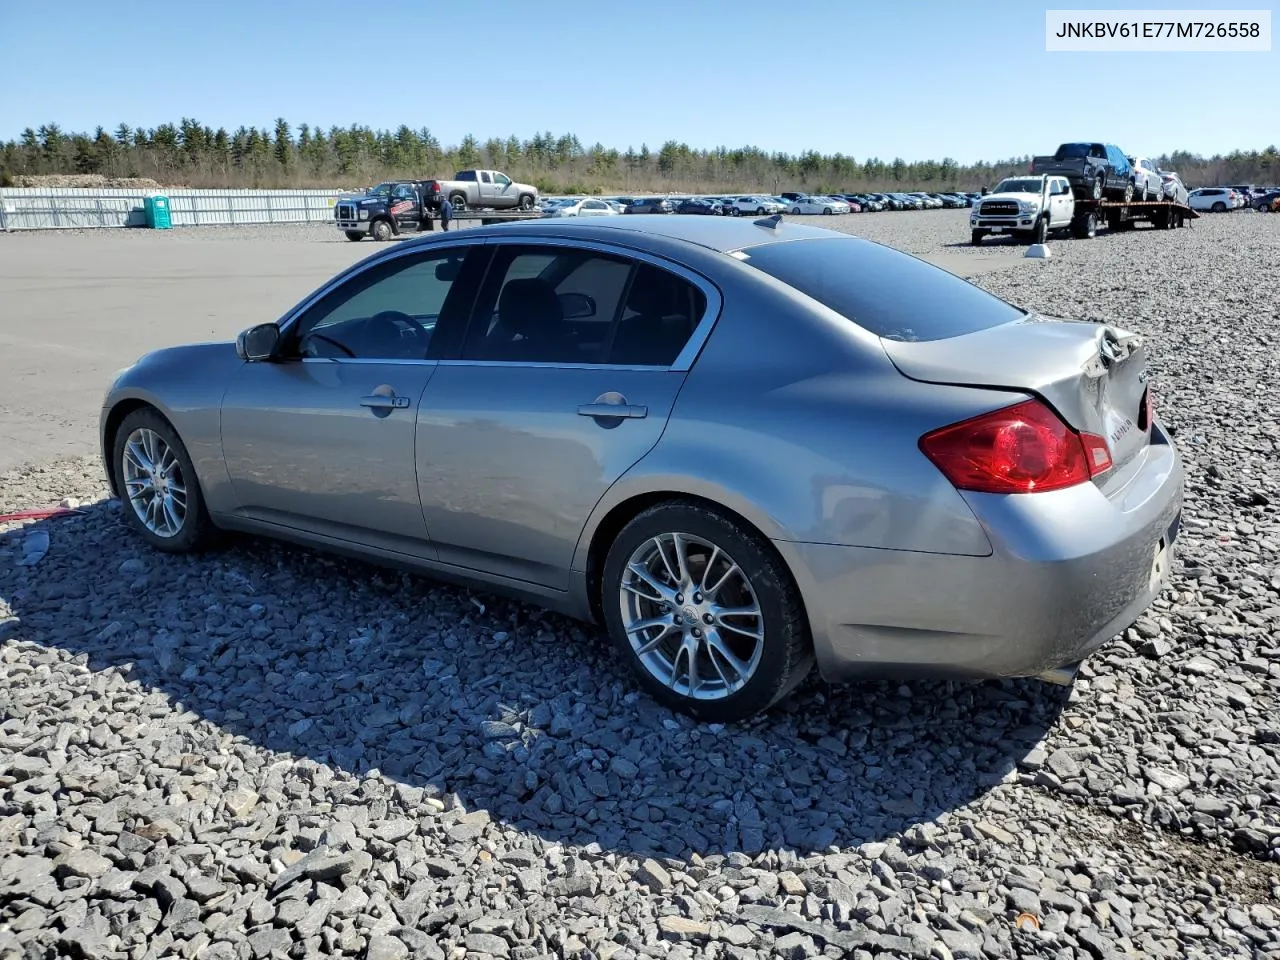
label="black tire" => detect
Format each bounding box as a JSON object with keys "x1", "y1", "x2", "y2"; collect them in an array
[
  {"x1": 822, "y1": 207, "x2": 833, "y2": 215},
  {"x1": 756, "y1": 207, "x2": 766, "y2": 215},
  {"x1": 112, "y1": 407, "x2": 215, "y2": 554},
  {"x1": 371, "y1": 219, "x2": 393, "y2": 242},
  {"x1": 1212, "y1": 201, "x2": 1226, "y2": 213},
  {"x1": 344, "y1": 231, "x2": 365, "y2": 241},
  {"x1": 971, "y1": 229, "x2": 985, "y2": 246},
  {"x1": 1071, "y1": 211, "x2": 1097, "y2": 239},
  {"x1": 1030, "y1": 216, "x2": 1048, "y2": 244},
  {"x1": 1122, "y1": 182, "x2": 1135, "y2": 204},
  {"x1": 449, "y1": 193, "x2": 468, "y2": 212},
  {"x1": 600, "y1": 500, "x2": 814, "y2": 722},
  {"x1": 791, "y1": 207, "x2": 803, "y2": 215},
  {"x1": 730, "y1": 207, "x2": 741, "y2": 216},
  {"x1": 1091, "y1": 176, "x2": 1104, "y2": 201},
  {"x1": 518, "y1": 194, "x2": 535, "y2": 211}
]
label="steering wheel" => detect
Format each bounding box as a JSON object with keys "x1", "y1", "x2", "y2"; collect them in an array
[
  {"x1": 301, "y1": 332, "x2": 356, "y2": 358},
  {"x1": 368, "y1": 310, "x2": 430, "y2": 354}
]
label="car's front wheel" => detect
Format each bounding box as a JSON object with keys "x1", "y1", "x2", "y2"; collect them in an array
[
  {"x1": 113, "y1": 407, "x2": 214, "y2": 553},
  {"x1": 344, "y1": 231, "x2": 365, "y2": 241},
  {"x1": 601, "y1": 501, "x2": 813, "y2": 722}
]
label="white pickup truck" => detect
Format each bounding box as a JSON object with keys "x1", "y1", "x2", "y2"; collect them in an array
[
  {"x1": 970, "y1": 175, "x2": 1081, "y2": 245},
  {"x1": 433, "y1": 169, "x2": 539, "y2": 212}
]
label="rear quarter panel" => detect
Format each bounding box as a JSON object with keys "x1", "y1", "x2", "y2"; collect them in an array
[
  {"x1": 576, "y1": 266, "x2": 1012, "y2": 565},
  {"x1": 101, "y1": 343, "x2": 242, "y2": 514}
]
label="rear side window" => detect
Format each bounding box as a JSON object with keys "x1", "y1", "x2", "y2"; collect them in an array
[{"x1": 737, "y1": 237, "x2": 1025, "y2": 342}]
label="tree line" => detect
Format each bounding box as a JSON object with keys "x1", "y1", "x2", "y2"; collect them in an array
[{"x1": 3, "y1": 118, "x2": 1277, "y2": 194}]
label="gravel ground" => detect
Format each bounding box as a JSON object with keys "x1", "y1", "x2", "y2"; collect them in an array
[{"x1": 2, "y1": 210, "x2": 1279, "y2": 960}]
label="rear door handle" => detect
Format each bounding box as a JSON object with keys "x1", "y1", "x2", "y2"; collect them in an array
[
  {"x1": 577, "y1": 402, "x2": 648, "y2": 420},
  {"x1": 360, "y1": 395, "x2": 410, "y2": 409}
]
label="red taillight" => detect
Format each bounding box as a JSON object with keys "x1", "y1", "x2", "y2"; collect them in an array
[{"x1": 919, "y1": 398, "x2": 1112, "y2": 494}]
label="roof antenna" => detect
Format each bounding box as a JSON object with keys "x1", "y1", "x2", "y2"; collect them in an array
[{"x1": 753, "y1": 213, "x2": 783, "y2": 229}]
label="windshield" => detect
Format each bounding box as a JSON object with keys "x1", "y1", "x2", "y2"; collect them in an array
[
  {"x1": 1054, "y1": 143, "x2": 1090, "y2": 159},
  {"x1": 993, "y1": 179, "x2": 1045, "y2": 193},
  {"x1": 367, "y1": 183, "x2": 394, "y2": 197},
  {"x1": 737, "y1": 237, "x2": 1024, "y2": 342}
]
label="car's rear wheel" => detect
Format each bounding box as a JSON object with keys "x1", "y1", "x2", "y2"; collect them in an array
[
  {"x1": 344, "y1": 231, "x2": 365, "y2": 241},
  {"x1": 601, "y1": 501, "x2": 813, "y2": 722},
  {"x1": 113, "y1": 407, "x2": 214, "y2": 553}
]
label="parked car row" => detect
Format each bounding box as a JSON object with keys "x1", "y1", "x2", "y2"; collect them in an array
[
  {"x1": 1179, "y1": 186, "x2": 1280, "y2": 212},
  {"x1": 536, "y1": 190, "x2": 986, "y2": 218}
]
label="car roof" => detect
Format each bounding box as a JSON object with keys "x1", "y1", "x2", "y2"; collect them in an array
[{"x1": 397, "y1": 214, "x2": 845, "y2": 255}]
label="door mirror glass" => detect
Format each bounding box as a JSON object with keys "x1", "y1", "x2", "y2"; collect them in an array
[
  {"x1": 559, "y1": 292, "x2": 597, "y2": 319},
  {"x1": 237, "y1": 323, "x2": 281, "y2": 361}
]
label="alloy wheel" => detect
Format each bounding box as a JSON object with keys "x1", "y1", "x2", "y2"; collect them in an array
[
  {"x1": 618, "y1": 532, "x2": 764, "y2": 701},
  {"x1": 122, "y1": 427, "x2": 187, "y2": 538}
]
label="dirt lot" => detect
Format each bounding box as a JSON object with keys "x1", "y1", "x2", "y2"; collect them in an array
[{"x1": 2, "y1": 209, "x2": 1278, "y2": 960}]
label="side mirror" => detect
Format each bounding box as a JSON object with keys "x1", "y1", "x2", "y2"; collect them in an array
[
  {"x1": 559, "y1": 292, "x2": 597, "y2": 320},
  {"x1": 236, "y1": 323, "x2": 281, "y2": 362}
]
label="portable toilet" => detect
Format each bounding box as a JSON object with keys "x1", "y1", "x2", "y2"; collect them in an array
[{"x1": 144, "y1": 194, "x2": 172, "y2": 229}]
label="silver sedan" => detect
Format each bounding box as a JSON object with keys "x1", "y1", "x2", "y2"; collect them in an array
[{"x1": 101, "y1": 216, "x2": 1184, "y2": 722}]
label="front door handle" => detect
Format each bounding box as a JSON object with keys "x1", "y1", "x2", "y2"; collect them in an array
[
  {"x1": 360, "y1": 395, "x2": 410, "y2": 409},
  {"x1": 578, "y1": 402, "x2": 648, "y2": 420}
]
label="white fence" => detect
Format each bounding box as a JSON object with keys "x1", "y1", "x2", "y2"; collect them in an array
[{"x1": 0, "y1": 188, "x2": 343, "y2": 231}]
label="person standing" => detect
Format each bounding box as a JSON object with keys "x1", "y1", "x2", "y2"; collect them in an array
[{"x1": 439, "y1": 196, "x2": 453, "y2": 232}]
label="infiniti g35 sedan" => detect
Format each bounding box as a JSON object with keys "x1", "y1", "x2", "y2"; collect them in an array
[{"x1": 100, "y1": 215, "x2": 1183, "y2": 722}]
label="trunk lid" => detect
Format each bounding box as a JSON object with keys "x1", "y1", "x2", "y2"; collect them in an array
[{"x1": 882, "y1": 316, "x2": 1152, "y2": 474}]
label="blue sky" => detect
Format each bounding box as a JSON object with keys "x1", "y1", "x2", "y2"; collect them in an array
[{"x1": 1, "y1": 0, "x2": 1275, "y2": 163}]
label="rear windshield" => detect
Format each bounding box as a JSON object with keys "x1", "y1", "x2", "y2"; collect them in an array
[{"x1": 737, "y1": 237, "x2": 1025, "y2": 342}]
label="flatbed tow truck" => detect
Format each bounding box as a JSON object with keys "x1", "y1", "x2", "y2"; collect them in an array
[
  {"x1": 1068, "y1": 197, "x2": 1198, "y2": 237},
  {"x1": 418, "y1": 209, "x2": 542, "y2": 231},
  {"x1": 971, "y1": 175, "x2": 1198, "y2": 245}
]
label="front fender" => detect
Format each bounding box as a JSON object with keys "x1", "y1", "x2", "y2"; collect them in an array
[{"x1": 100, "y1": 343, "x2": 242, "y2": 514}]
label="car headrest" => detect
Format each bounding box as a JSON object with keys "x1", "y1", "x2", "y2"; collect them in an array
[{"x1": 498, "y1": 278, "x2": 562, "y2": 337}]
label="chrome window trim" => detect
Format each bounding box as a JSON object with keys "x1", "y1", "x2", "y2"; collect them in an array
[
  {"x1": 273, "y1": 231, "x2": 724, "y2": 373},
  {"x1": 299, "y1": 357, "x2": 439, "y2": 367},
  {"x1": 454, "y1": 233, "x2": 724, "y2": 373}
]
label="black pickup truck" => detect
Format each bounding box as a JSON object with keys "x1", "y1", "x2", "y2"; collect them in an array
[
  {"x1": 1030, "y1": 143, "x2": 1134, "y2": 202},
  {"x1": 333, "y1": 180, "x2": 444, "y2": 241}
]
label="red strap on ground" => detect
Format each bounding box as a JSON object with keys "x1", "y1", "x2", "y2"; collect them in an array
[{"x1": 0, "y1": 507, "x2": 82, "y2": 523}]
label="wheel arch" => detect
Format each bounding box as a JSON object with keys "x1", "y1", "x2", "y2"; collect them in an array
[
  {"x1": 578, "y1": 486, "x2": 797, "y2": 628},
  {"x1": 102, "y1": 395, "x2": 210, "y2": 505},
  {"x1": 102, "y1": 397, "x2": 159, "y2": 497}
]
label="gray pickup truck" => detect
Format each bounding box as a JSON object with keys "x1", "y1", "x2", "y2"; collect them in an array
[{"x1": 434, "y1": 169, "x2": 538, "y2": 211}]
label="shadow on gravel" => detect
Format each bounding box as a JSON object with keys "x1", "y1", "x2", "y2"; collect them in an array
[{"x1": 3, "y1": 502, "x2": 1070, "y2": 860}]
